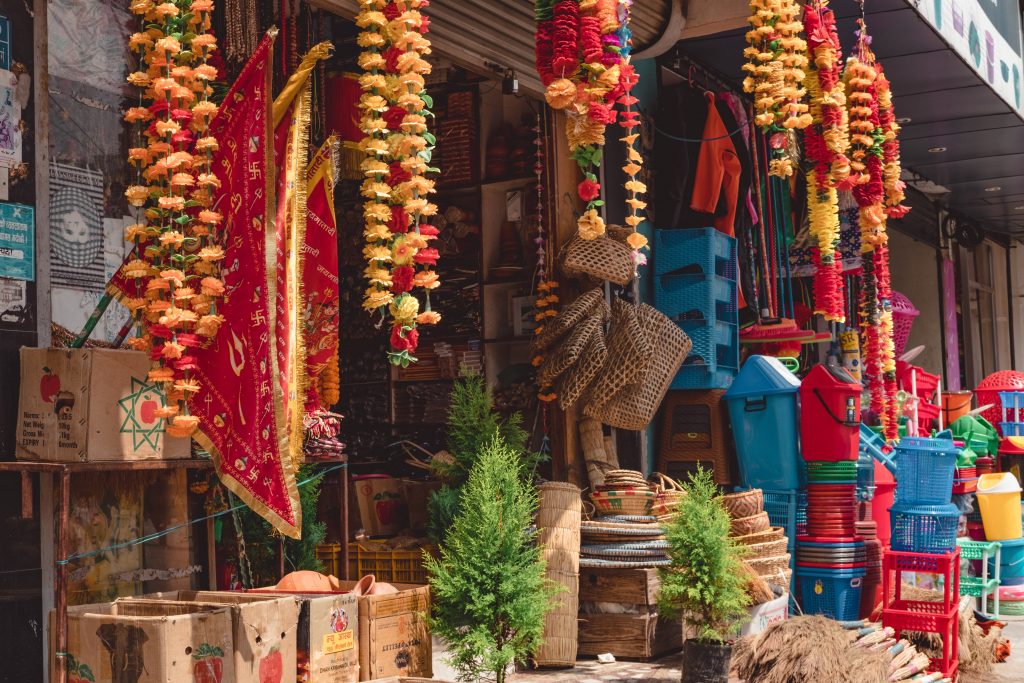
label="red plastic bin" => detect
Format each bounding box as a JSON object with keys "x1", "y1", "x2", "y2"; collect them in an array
[{"x1": 883, "y1": 605, "x2": 958, "y2": 680}]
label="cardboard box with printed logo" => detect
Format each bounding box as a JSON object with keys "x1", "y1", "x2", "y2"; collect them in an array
[{"x1": 17, "y1": 348, "x2": 189, "y2": 462}]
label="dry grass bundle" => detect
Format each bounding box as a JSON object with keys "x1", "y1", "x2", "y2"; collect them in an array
[
  {"x1": 738, "y1": 560, "x2": 775, "y2": 605},
  {"x1": 732, "y1": 616, "x2": 890, "y2": 683}
]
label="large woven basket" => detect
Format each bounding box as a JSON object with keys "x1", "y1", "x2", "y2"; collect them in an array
[
  {"x1": 558, "y1": 324, "x2": 609, "y2": 410},
  {"x1": 734, "y1": 526, "x2": 785, "y2": 546},
  {"x1": 585, "y1": 304, "x2": 692, "y2": 431},
  {"x1": 718, "y1": 489, "x2": 764, "y2": 520},
  {"x1": 648, "y1": 473, "x2": 686, "y2": 517},
  {"x1": 590, "y1": 489, "x2": 655, "y2": 515},
  {"x1": 741, "y1": 538, "x2": 789, "y2": 560},
  {"x1": 730, "y1": 511, "x2": 771, "y2": 536},
  {"x1": 532, "y1": 287, "x2": 608, "y2": 354},
  {"x1": 581, "y1": 298, "x2": 651, "y2": 414},
  {"x1": 746, "y1": 554, "x2": 792, "y2": 579},
  {"x1": 562, "y1": 233, "x2": 635, "y2": 286},
  {"x1": 537, "y1": 313, "x2": 601, "y2": 387}
]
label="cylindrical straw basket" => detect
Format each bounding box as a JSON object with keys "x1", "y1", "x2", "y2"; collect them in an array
[
  {"x1": 536, "y1": 483, "x2": 581, "y2": 667},
  {"x1": 580, "y1": 418, "x2": 610, "y2": 489},
  {"x1": 719, "y1": 489, "x2": 764, "y2": 520},
  {"x1": 535, "y1": 567, "x2": 580, "y2": 667}
]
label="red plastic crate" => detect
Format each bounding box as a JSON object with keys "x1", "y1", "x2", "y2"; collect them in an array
[
  {"x1": 883, "y1": 605, "x2": 958, "y2": 680},
  {"x1": 882, "y1": 549, "x2": 960, "y2": 616}
]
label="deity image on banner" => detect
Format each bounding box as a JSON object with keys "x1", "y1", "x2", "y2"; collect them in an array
[{"x1": 49, "y1": 163, "x2": 106, "y2": 291}]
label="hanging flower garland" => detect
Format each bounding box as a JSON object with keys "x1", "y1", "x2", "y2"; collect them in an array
[
  {"x1": 845, "y1": 20, "x2": 899, "y2": 440},
  {"x1": 535, "y1": 0, "x2": 648, "y2": 257},
  {"x1": 356, "y1": 0, "x2": 440, "y2": 366},
  {"x1": 529, "y1": 111, "x2": 560, "y2": 403},
  {"x1": 122, "y1": 0, "x2": 224, "y2": 439},
  {"x1": 742, "y1": 0, "x2": 812, "y2": 178},
  {"x1": 802, "y1": 0, "x2": 849, "y2": 322},
  {"x1": 876, "y1": 66, "x2": 910, "y2": 221}
]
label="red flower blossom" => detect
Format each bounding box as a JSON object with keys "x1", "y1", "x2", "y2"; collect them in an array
[
  {"x1": 176, "y1": 333, "x2": 201, "y2": 347},
  {"x1": 588, "y1": 102, "x2": 617, "y2": 125},
  {"x1": 383, "y1": 47, "x2": 403, "y2": 73},
  {"x1": 577, "y1": 178, "x2": 601, "y2": 202},
  {"x1": 389, "y1": 205, "x2": 410, "y2": 233},
  {"x1": 390, "y1": 325, "x2": 419, "y2": 352},
  {"x1": 383, "y1": 106, "x2": 406, "y2": 131},
  {"x1": 419, "y1": 223, "x2": 439, "y2": 238},
  {"x1": 383, "y1": 2, "x2": 401, "y2": 20},
  {"x1": 388, "y1": 161, "x2": 412, "y2": 185},
  {"x1": 391, "y1": 265, "x2": 414, "y2": 293},
  {"x1": 174, "y1": 356, "x2": 198, "y2": 371},
  {"x1": 414, "y1": 247, "x2": 439, "y2": 266}
]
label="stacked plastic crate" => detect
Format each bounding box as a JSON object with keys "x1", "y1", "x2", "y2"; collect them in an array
[{"x1": 653, "y1": 229, "x2": 739, "y2": 390}]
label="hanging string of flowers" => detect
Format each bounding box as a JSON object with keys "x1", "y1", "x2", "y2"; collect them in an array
[
  {"x1": 845, "y1": 19, "x2": 898, "y2": 440},
  {"x1": 529, "y1": 112, "x2": 560, "y2": 403},
  {"x1": 356, "y1": 0, "x2": 440, "y2": 366},
  {"x1": 535, "y1": 0, "x2": 647, "y2": 256},
  {"x1": 742, "y1": 0, "x2": 812, "y2": 178},
  {"x1": 802, "y1": 0, "x2": 848, "y2": 322},
  {"x1": 876, "y1": 66, "x2": 910, "y2": 221},
  {"x1": 122, "y1": 0, "x2": 224, "y2": 439}
]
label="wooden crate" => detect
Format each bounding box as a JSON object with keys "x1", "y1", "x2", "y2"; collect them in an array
[{"x1": 577, "y1": 567, "x2": 684, "y2": 659}]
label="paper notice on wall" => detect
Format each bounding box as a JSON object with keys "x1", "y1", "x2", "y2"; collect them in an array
[
  {"x1": 0, "y1": 201, "x2": 33, "y2": 280},
  {"x1": 0, "y1": 68, "x2": 22, "y2": 169},
  {"x1": 0, "y1": 276, "x2": 26, "y2": 321}
]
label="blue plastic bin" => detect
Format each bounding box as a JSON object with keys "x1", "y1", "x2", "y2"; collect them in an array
[
  {"x1": 654, "y1": 228, "x2": 738, "y2": 279},
  {"x1": 989, "y1": 537, "x2": 1024, "y2": 579},
  {"x1": 724, "y1": 356, "x2": 803, "y2": 490},
  {"x1": 670, "y1": 360, "x2": 737, "y2": 390},
  {"x1": 889, "y1": 503, "x2": 960, "y2": 553},
  {"x1": 654, "y1": 272, "x2": 738, "y2": 323},
  {"x1": 797, "y1": 566, "x2": 865, "y2": 621},
  {"x1": 894, "y1": 436, "x2": 957, "y2": 505}
]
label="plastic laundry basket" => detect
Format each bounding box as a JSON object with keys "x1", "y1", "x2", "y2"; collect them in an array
[{"x1": 977, "y1": 473, "x2": 1023, "y2": 541}]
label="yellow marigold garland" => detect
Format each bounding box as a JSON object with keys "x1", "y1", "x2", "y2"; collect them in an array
[
  {"x1": 356, "y1": 0, "x2": 440, "y2": 366},
  {"x1": 122, "y1": 0, "x2": 222, "y2": 438}
]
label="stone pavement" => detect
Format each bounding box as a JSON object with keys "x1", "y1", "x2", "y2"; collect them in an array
[{"x1": 430, "y1": 620, "x2": 1024, "y2": 681}]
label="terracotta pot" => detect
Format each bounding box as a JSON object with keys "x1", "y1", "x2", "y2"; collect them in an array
[{"x1": 681, "y1": 638, "x2": 733, "y2": 683}]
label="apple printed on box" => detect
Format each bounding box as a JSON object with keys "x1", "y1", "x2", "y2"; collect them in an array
[{"x1": 16, "y1": 348, "x2": 189, "y2": 462}]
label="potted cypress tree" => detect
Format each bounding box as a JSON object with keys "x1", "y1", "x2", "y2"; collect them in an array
[
  {"x1": 658, "y1": 467, "x2": 750, "y2": 683},
  {"x1": 424, "y1": 436, "x2": 557, "y2": 683}
]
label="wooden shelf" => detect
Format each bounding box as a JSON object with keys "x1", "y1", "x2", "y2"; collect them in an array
[
  {"x1": 482, "y1": 336, "x2": 531, "y2": 344},
  {"x1": 0, "y1": 458, "x2": 214, "y2": 474}
]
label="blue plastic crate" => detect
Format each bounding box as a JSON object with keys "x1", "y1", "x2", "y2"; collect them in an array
[
  {"x1": 894, "y1": 436, "x2": 957, "y2": 505},
  {"x1": 654, "y1": 272, "x2": 738, "y2": 324},
  {"x1": 998, "y1": 422, "x2": 1024, "y2": 436},
  {"x1": 670, "y1": 363, "x2": 736, "y2": 390},
  {"x1": 797, "y1": 566, "x2": 865, "y2": 621},
  {"x1": 654, "y1": 228, "x2": 738, "y2": 280},
  {"x1": 763, "y1": 490, "x2": 800, "y2": 561},
  {"x1": 890, "y1": 503, "x2": 960, "y2": 554},
  {"x1": 679, "y1": 319, "x2": 739, "y2": 369}
]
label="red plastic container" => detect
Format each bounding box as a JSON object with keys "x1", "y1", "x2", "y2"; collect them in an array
[
  {"x1": 872, "y1": 460, "x2": 896, "y2": 547},
  {"x1": 801, "y1": 364, "x2": 862, "y2": 461}
]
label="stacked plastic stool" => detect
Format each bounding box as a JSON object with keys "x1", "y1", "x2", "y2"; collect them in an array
[
  {"x1": 653, "y1": 228, "x2": 739, "y2": 390},
  {"x1": 881, "y1": 435, "x2": 961, "y2": 680},
  {"x1": 957, "y1": 538, "x2": 1002, "y2": 618}
]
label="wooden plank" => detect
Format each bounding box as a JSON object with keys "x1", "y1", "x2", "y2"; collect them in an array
[
  {"x1": 577, "y1": 612, "x2": 683, "y2": 659},
  {"x1": 0, "y1": 459, "x2": 213, "y2": 473},
  {"x1": 578, "y1": 567, "x2": 661, "y2": 606},
  {"x1": 142, "y1": 469, "x2": 192, "y2": 594},
  {"x1": 34, "y1": 0, "x2": 52, "y2": 347}
]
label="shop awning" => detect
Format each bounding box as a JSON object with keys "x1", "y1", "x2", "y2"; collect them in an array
[
  {"x1": 311, "y1": 0, "x2": 676, "y2": 95},
  {"x1": 676, "y1": 0, "x2": 1024, "y2": 238}
]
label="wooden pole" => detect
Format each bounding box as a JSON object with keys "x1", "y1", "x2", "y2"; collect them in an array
[
  {"x1": 53, "y1": 469, "x2": 70, "y2": 683},
  {"x1": 340, "y1": 464, "x2": 350, "y2": 579},
  {"x1": 206, "y1": 517, "x2": 218, "y2": 590}
]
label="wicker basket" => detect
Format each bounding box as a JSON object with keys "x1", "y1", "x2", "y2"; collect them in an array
[
  {"x1": 585, "y1": 304, "x2": 691, "y2": 431},
  {"x1": 535, "y1": 568, "x2": 579, "y2": 667},
  {"x1": 718, "y1": 489, "x2": 764, "y2": 520},
  {"x1": 537, "y1": 314, "x2": 601, "y2": 387},
  {"x1": 734, "y1": 526, "x2": 785, "y2": 546},
  {"x1": 558, "y1": 325, "x2": 609, "y2": 410},
  {"x1": 746, "y1": 554, "x2": 792, "y2": 579},
  {"x1": 590, "y1": 490, "x2": 655, "y2": 515},
  {"x1": 649, "y1": 473, "x2": 686, "y2": 517},
  {"x1": 740, "y1": 538, "x2": 789, "y2": 560},
  {"x1": 730, "y1": 511, "x2": 771, "y2": 536},
  {"x1": 580, "y1": 418, "x2": 610, "y2": 489},
  {"x1": 562, "y1": 234, "x2": 635, "y2": 286},
  {"x1": 532, "y1": 287, "x2": 608, "y2": 354},
  {"x1": 536, "y1": 484, "x2": 581, "y2": 667}
]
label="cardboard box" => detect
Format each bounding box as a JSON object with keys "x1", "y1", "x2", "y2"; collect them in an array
[
  {"x1": 53, "y1": 599, "x2": 235, "y2": 683},
  {"x1": 126, "y1": 591, "x2": 299, "y2": 683},
  {"x1": 350, "y1": 475, "x2": 407, "y2": 537},
  {"x1": 17, "y1": 348, "x2": 189, "y2": 461},
  {"x1": 252, "y1": 590, "x2": 360, "y2": 683},
  {"x1": 335, "y1": 581, "x2": 432, "y2": 681}
]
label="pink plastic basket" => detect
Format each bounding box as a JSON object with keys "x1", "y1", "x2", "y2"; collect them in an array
[{"x1": 891, "y1": 291, "x2": 919, "y2": 358}]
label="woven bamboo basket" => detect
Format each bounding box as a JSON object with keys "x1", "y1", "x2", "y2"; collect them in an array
[
  {"x1": 734, "y1": 526, "x2": 785, "y2": 546},
  {"x1": 718, "y1": 489, "x2": 764, "y2": 520},
  {"x1": 562, "y1": 233, "x2": 635, "y2": 286},
  {"x1": 580, "y1": 418, "x2": 610, "y2": 489},
  {"x1": 537, "y1": 314, "x2": 602, "y2": 387},
  {"x1": 557, "y1": 325, "x2": 609, "y2": 410},
  {"x1": 581, "y1": 299, "x2": 651, "y2": 412},
  {"x1": 649, "y1": 472, "x2": 686, "y2": 517},
  {"x1": 730, "y1": 511, "x2": 771, "y2": 536},
  {"x1": 585, "y1": 305, "x2": 692, "y2": 431},
  {"x1": 590, "y1": 490, "x2": 655, "y2": 515},
  {"x1": 537, "y1": 482, "x2": 583, "y2": 535},
  {"x1": 532, "y1": 287, "x2": 608, "y2": 353},
  {"x1": 740, "y1": 538, "x2": 789, "y2": 560},
  {"x1": 535, "y1": 569, "x2": 579, "y2": 667},
  {"x1": 746, "y1": 554, "x2": 791, "y2": 578}
]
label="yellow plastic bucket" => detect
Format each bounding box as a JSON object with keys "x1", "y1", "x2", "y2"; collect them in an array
[{"x1": 977, "y1": 472, "x2": 1023, "y2": 541}]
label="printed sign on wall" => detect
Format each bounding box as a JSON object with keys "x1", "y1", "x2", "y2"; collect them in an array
[{"x1": 0, "y1": 201, "x2": 33, "y2": 280}]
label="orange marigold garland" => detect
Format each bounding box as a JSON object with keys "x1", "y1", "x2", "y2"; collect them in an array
[
  {"x1": 356, "y1": 0, "x2": 440, "y2": 366},
  {"x1": 845, "y1": 20, "x2": 900, "y2": 441},
  {"x1": 802, "y1": 0, "x2": 848, "y2": 322},
  {"x1": 742, "y1": 0, "x2": 812, "y2": 178},
  {"x1": 123, "y1": 0, "x2": 223, "y2": 438}
]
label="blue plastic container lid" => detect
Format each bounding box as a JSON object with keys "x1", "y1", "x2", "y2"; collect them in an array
[
  {"x1": 724, "y1": 355, "x2": 800, "y2": 399},
  {"x1": 889, "y1": 502, "x2": 960, "y2": 516},
  {"x1": 795, "y1": 565, "x2": 867, "y2": 577},
  {"x1": 894, "y1": 436, "x2": 956, "y2": 457}
]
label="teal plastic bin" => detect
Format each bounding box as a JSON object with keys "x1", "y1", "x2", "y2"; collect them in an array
[{"x1": 724, "y1": 355, "x2": 803, "y2": 490}]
